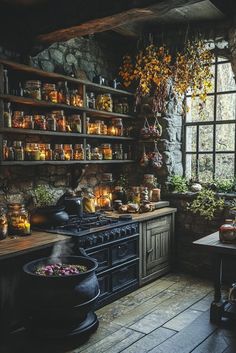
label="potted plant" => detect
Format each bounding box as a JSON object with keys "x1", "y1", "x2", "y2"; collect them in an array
[{"x1": 30, "y1": 185, "x2": 69, "y2": 227}]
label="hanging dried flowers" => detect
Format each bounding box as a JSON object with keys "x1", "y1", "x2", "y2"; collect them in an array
[{"x1": 119, "y1": 39, "x2": 214, "y2": 114}]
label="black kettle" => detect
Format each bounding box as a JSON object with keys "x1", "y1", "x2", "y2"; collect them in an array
[{"x1": 57, "y1": 192, "x2": 83, "y2": 217}]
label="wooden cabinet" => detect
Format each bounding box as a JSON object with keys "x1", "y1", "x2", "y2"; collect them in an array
[
  {"x1": 0, "y1": 58, "x2": 136, "y2": 166},
  {"x1": 139, "y1": 210, "x2": 175, "y2": 285}
]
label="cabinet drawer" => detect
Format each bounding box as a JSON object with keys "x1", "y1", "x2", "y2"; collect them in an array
[
  {"x1": 111, "y1": 239, "x2": 138, "y2": 266},
  {"x1": 98, "y1": 273, "x2": 111, "y2": 299},
  {"x1": 146, "y1": 215, "x2": 171, "y2": 230},
  {"x1": 112, "y1": 263, "x2": 138, "y2": 291},
  {"x1": 88, "y1": 248, "x2": 109, "y2": 272}
]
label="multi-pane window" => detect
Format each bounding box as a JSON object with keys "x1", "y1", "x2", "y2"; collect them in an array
[{"x1": 184, "y1": 57, "x2": 236, "y2": 182}]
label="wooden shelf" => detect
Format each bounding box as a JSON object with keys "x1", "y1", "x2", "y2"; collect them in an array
[
  {"x1": 0, "y1": 128, "x2": 136, "y2": 141},
  {"x1": 0, "y1": 94, "x2": 134, "y2": 119},
  {"x1": 0, "y1": 160, "x2": 135, "y2": 166},
  {"x1": 0, "y1": 59, "x2": 134, "y2": 97}
]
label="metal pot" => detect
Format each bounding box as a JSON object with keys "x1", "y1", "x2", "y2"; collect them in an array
[
  {"x1": 30, "y1": 206, "x2": 69, "y2": 227},
  {"x1": 57, "y1": 194, "x2": 83, "y2": 217}
]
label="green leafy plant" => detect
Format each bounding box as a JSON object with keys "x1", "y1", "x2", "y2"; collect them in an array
[
  {"x1": 187, "y1": 188, "x2": 224, "y2": 220},
  {"x1": 214, "y1": 179, "x2": 235, "y2": 193},
  {"x1": 33, "y1": 185, "x2": 55, "y2": 208},
  {"x1": 169, "y1": 175, "x2": 188, "y2": 193}
]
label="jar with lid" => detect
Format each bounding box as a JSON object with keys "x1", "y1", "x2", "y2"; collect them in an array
[
  {"x1": 75, "y1": 90, "x2": 83, "y2": 107},
  {"x1": 112, "y1": 118, "x2": 123, "y2": 136},
  {"x1": 8, "y1": 147, "x2": 15, "y2": 161},
  {"x1": 13, "y1": 141, "x2": 24, "y2": 161},
  {"x1": 53, "y1": 144, "x2": 65, "y2": 161},
  {"x1": 86, "y1": 144, "x2": 91, "y2": 160},
  {"x1": 25, "y1": 143, "x2": 33, "y2": 160},
  {"x1": 12, "y1": 111, "x2": 24, "y2": 128},
  {"x1": 3, "y1": 140, "x2": 9, "y2": 161},
  {"x1": 94, "y1": 120, "x2": 102, "y2": 135},
  {"x1": 86, "y1": 117, "x2": 92, "y2": 134},
  {"x1": 53, "y1": 110, "x2": 66, "y2": 132},
  {"x1": 122, "y1": 98, "x2": 129, "y2": 114},
  {"x1": 57, "y1": 81, "x2": 65, "y2": 103},
  {"x1": 45, "y1": 144, "x2": 53, "y2": 160},
  {"x1": 31, "y1": 143, "x2": 41, "y2": 161},
  {"x1": 70, "y1": 90, "x2": 77, "y2": 106},
  {"x1": 100, "y1": 121, "x2": 107, "y2": 135},
  {"x1": 34, "y1": 114, "x2": 46, "y2": 130},
  {"x1": 24, "y1": 80, "x2": 41, "y2": 100},
  {"x1": 0, "y1": 207, "x2": 8, "y2": 240},
  {"x1": 113, "y1": 144, "x2": 123, "y2": 160},
  {"x1": 23, "y1": 115, "x2": 34, "y2": 129},
  {"x1": 46, "y1": 113, "x2": 57, "y2": 131},
  {"x1": 38, "y1": 144, "x2": 46, "y2": 161},
  {"x1": 114, "y1": 100, "x2": 123, "y2": 114},
  {"x1": 70, "y1": 114, "x2": 81, "y2": 133},
  {"x1": 42, "y1": 83, "x2": 58, "y2": 103},
  {"x1": 219, "y1": 219, "x2": 236, "y2": 243},
  {"x1": 64, "y1": 144, "x2": 73, "y2": 160},
  {"x1": 91, "y1": 147, "x2": 103, "y2": 160},
  {"x1": 101, "y1": 144, "x2": 112, "y2": 160},
  {"x1": 96, "y1": 94, "x2": 113, "y2": 112},
  {"x1": 3, "y1": 103, "x2": 12, "y2": 128},
  {"x1": 7, "y1": 203, "x2": 30, "y2": 236},
  {"x1": 86, "y1": 92, "x2": 96, "y2": 109},
  {"x1": 74, "y1": 144, "x2": 84, "y2": 160}
]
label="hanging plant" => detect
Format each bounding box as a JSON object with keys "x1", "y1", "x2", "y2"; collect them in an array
[{"x1": 119, "y1": 39, "x2": 214, "y2": 114}]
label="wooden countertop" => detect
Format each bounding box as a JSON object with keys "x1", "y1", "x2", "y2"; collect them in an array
[
  {"x1": 0, "y1": 231, "x2": 69, "y2": 260},
  {"x1": 105, "y1": 207, "x2": 177, "y2": 222}
]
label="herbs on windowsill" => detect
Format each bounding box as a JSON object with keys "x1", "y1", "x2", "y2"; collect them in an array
[{"x1": 169, "y1": 175, "x2": 189, "y2": 193}]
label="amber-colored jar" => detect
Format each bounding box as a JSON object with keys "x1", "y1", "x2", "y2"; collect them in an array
[
  {"x1": 46, "y1": 113, "x2": 57, "y2": 131},
  {"x1": 112, "y1": 118, "x2": 123, "y2": 136},
  {"x1": 100, "y1": 121, "x2": 107, "y2": 135},
  {"x1": 101, "y1": 144, "x2": 112, "y2": 160},
  {"x1": 53, "y1": 144, "x2": 65, "y2": 161},
  {"x1": 2, "y1": 140, "x2": 9, "y2": 161},
  {"x1": 12, "y1": 111, "x2": 24, "y2": 128},
  {"x1": 45, "y1": 144, "x2": 53, "y2": 160},
  {"x1": 25, "y1": 143, "x2": 33, "y2": 160},
  {"x1": 7, "y1": 203, "x2": 30, "y2": 236},
  {"x1": 64, "y1": 144, "x2": 73, "y2": 160},
  {"x1": 23, "y1": 115, "x2": 34, "y2": 129},
  {"x1": 69, "y1": 114, "x2": 82, "y2": 133},
  {"x1": 34, "y1": 115, "x2": 46, "y2": 130},
  {"x1": 24, "y1": 80, "x2": 41, "y2": 100},
  {"x1": 42, "y1": 83, "x2": 58, "y2": 103},
  {"x1": 53, "y1": 110, "x2": 66, "y2": 132},
  {"x1": 74, "y1": 144, "x2": 84, "y2": 160},
  {"x1": 0, "y1": 207, "x2": 8, "y2": 240},
  {"x1": 96, "y1": 94, "x2": 113, "y2": 112}
]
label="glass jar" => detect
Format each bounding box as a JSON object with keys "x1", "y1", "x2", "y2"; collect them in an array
[
  {"x1": 7, "y1": 203, "x2": 30, "y2": 236},
  {"x1": 13, "y1": 141, "x2": 24, "y2": 161},
  {"x1": 219, "y1": 219, "x2": 236, "y2": 243},
  {"x1": 53, "y1": 110, "x2": 66, "y2": 132},
  {"x1": 31, "y1": 143, "x2": 41, "y2": 161},
  {"x1": 100, "y1": 121, "x2": 107, "y2": 135},
  {"x1": 70, "y1": 90, "x2": 77, "y2": 106},
  {"x1": 23, "y1": 115, "x2": 34, "y2": 129},
  {"x1": 12, "y1": 111, "x2": 24, "y2": 128},
  {"x1": 112, "y1": 118, "x2": 123, "y2": 136},
  {"x1": 2, "y1": 140, "x2": 8, "y2": 161},
  {"x1": 86, "y1": 144, "x2": 91, "y2": 160},
  {"x1": 122, "y1": 98, "x2": 129, "y2": 114},
  {"x1": 34, "y1": 114, "x2": 46, "y2": 130},
  {"x1": 57, "y1": 81, "x2": 65, "y2": 103},
  {"x1": 53, "y1": 144, "x2": 65, "y2": 161},
  {"x1": 74, "y1": 144, "x2": 84, "y2": 160},
  {"x1": 75, "y1": 90, "x2": 83, "y2": 107},
  {"x1": 86, "y1": 92, "x2": 96, "y2": 109},
  {"x1": 96, "y1": 94, "x2": 113, "y2": 112},
  {"x1": 24, "y1": 80, "x2": 41, "y2": 100},
  {"x1": 38, "y1": 144, "x2": 46, "y2": 161},
  {"x1": 46, "y1": 113, "x2": 57, "y2": 131},
  {"x1": 42, "y1": 83, "x2": 58, "y2": 103},
  {"x1": 101, "y1": 144, "x2": 112, "y2": 160},
  {"x1": 0, "y1": 207, "x2": 8, "y2": 240},
  {"x1": 94, "y1": 120, "x2": 102, "y2": 135},
  {"x1": 45, "y1": 144, "x2": 53, "y2": 160},
  {"x1": 8, "y1": 147, "x2": 15, "y2": 161},
  {"x1": 86, "y1": 117, "x2": 92, "y2": 134},
  {"x1": 113, "y1": 144, "x2": 123, "y2": 160},
  {"x1": 114, "y1": 101, "x2": 123, "y2": 114},
  {"x1": 70, "y1": 114, "x2": 82, "y2": 133},
  {"x1": 25, "y1": 143, "x2": 33, "y2": 161},
  {"x1": 99, "y1": 195, "x2": 111, "y2": 209},
  {"x1": 64, "y1": 144, "x2": 73, "y2": 160},
  {"x1": 91, "y1": 147, "x2": 103, "y2": 160},
  {"x1": 3, "y1": 103, "x2": 12, "y2": 128}
]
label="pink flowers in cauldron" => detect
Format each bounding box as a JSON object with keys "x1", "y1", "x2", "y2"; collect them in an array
[{"x1": 35, "y1": 263, "x2": 87, "y2": 276}]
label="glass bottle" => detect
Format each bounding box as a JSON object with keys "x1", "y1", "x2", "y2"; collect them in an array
[
  {"x1": 42, "y1": 83, "x2": 58, "y2": 103},
  {"x1": 86, "y1": 144, "x2": 91, "y2": 160},
  {"x1": 112, "y1": 118, "x2": 123, "y2": 136},
  {"x1": 8, "y1": 147, "x2": 15, "y2": 161},
  {"x1": 64, "y1": 144, "x2": 73, "y2": 160},
  {"x1": 113, "y1": 144, "x2": 123, "y2": 160},
  {"x1": 73, "y1": 144, "x2": 84, "y2": 160},
  {"x1": 53, "y1": 110, "x2": 66, "y2": 132},
  {"x1": 46, "y1": 113, "x2": 57, "y2": 131},
  {"x1": 86, "y1": 92, "x2": 96, "y2": 109},
  {"x1": 38, "y1": 144, "x2": 46, "y2": 161},
  {"x1": 7, "y1": 203, "x2": 31, "y2": 236},
  {"x1": 23, "y1": 115, "x2": 34, "y2": 129},
  {"x1": 25, "y1": 143, "x2": 33, "y2": 161},
  {"x1": 13, "y1": 141, "x2": 24, "y2": 161},
  {"x1": 94, "y1": 120, "x2": 102, "y2": 135},
  {"x1": 70, "y1": 90, "x2": 77, "y2": 106},
  {"x1": 3, "y1": 103, "x2": 12, "y2": 128},
  {"x1": 70, "y1": 114, "x2": 81, "y2": 133},
  {"x1": 3, "y1": 69, "x2": 9, "y2": 94},
  {"x1": 34, "y1": 115, "x2": 46, "y2": 130},
  {"x1": 3, "y1": 140, "x2": 9, "y2": 160},
  {"x1": 101, "y1": 144, "x2": 112, "y2": 160},
  {"x1": 45, "y1": 144, "x2": 53, "y2": 160},
  {"x1": 100, "y1": 121, "x2": 107, "y2": 135},
  {"x1": 64, "y1": 81, "x2": 71, "y2": 105},
  {"x1": 12, "y1": 111, "x2": 24, "y2": 129},
  {"x1": 57, "y1": 81, "x2": 65, "y2": 103},
  {"x1": 122, "y1": 97, "x2": 129, "y2": 114},
  {"x1": 75, "y1": 89, "x2": 83, "y2": 107},
  {"x1": 0, "y1": 207, "x2": 8, "y2": 240},
  {"x1": 32, "y1": 143, "x2": 41, "y2": 161},
  {"x1": 91, "y1": 147, "x2": 103, "y2": 160},
  {"x1": 24, "y1": 80, "x2": 42, "y2": 100},
  {"x1": 53, "y1": 144, "x2": 65, "y2": 161}
]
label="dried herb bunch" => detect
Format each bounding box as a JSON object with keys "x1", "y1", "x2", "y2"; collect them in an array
[{"x1": 119, "y1": 39, "x2": 213, "y2": 114}]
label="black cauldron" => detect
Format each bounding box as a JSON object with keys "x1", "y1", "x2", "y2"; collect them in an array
[
  {"x1": 23, "y1": 255, "x2": 100, "y2": 338},
  {"x1": 30, "y1": 206, "x2": 69, "y2": 227}
]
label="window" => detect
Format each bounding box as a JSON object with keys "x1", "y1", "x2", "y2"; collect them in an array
[{"x1": 184, "y1": 57, "x2": 236, "y2": 182}]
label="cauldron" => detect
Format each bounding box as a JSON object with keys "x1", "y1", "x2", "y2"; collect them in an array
[
  {"x1": 30, "y1": 206, "x2": 69, "y2": 227},
  {"x1": 23, "y1": 255, "x2": 100, "y2": 338}
]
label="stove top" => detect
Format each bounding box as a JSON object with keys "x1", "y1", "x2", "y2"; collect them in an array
[{"x1": 36, "y1": 212, "x2": 133, "y2": 237}]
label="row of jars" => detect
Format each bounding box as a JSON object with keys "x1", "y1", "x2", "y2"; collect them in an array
[
  {"x1": 86, "y1": 92, "x2": 130, "y2": 114},
  {"x1": 4, "y1": 106, "x2": 82, "y2": 133},
  {"x1": 0, "y1": 204, "x2": 31, "y2": 240},
  {"x1": 86, "y1": 117, "x2": 123, "y2": 136},
  {"x1": 3, "y1": 141, "x2": 126, "y2": 161},
  {"x1": 22, "y1": 80, "x2": 83, "y2": 107}
]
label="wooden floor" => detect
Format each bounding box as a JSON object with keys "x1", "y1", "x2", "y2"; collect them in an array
[{"x1": 2, "y1": 273, "x2": 236, "y2": 353}]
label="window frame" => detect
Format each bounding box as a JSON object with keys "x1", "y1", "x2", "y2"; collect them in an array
[{"x1": 183, "y1": 57, "x2": 236, "y2": 181}]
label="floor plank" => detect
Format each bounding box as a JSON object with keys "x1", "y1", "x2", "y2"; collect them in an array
[
  {"x1": 191, "y1": 331, "x2": 229, "y2": 353},
  {"x1": 163, "y1": 309, "x2": 203, "y2": 331}
]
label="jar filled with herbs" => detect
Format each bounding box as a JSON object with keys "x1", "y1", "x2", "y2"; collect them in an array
[
  {"x1": 69, "y1": 114, "x2": 81, "y2": 133},
  {"x1": 45, "y1": 144, "x2": 53, "y2": 160},
  {"x1": 42, "y1": 83, "x2": 58, "y2": 103},
  {"x1": 53, "y1": 110, "x2": 66, "y2": 132},
  {"x1": 101, "y1": 144, "x2": 112, "y2": 160},
  {"x1": 113, "y1": 144, "x2": 123, "y2": 160},
  {"x1": 34, "y1": 114, "x2": 46, "y2": 130},
  {"x1": 96, "y1": 94, "x2": 113, "y2": 112},
  {"x1": 12, "y1": 111, "x2": 24, "y2": 128},
  {"x1": 53, "y1": 144, "x2": 65, "y2": 161},
  {"x1": 74, "y1": 144, "x2": 84, "y2": 160},
  {"x1": 13, "y1": 141, "x2": 24, "y2": 161},
  {"x1": 64, "y1": 144, "x2": 73, "y2": 160},
  {"x1": 23, "y1": 115, "x2": 34, "y2": 129},
  {"x1": 112, "y1": 118, "x2": 123, "y2": 136},
  {"x1": 7, "y1": 203, "x2": 31, "y2": 236},
  {"x1": 24, "y1": 80, "x2": 41, "y2": 100}
]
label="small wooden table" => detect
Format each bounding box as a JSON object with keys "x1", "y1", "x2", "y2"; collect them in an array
[{"x1": 194, "y1": 232, "x2": 236, "y2": 323}]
